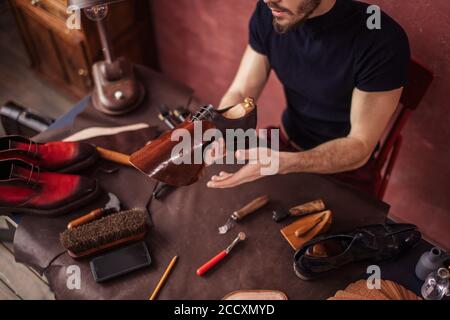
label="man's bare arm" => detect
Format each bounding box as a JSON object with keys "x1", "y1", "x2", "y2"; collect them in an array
[
  {"x1": 219, "y1": 45, "x2": 271, "y2": 108},
  {"x1": 208, "y1": 86, "x2": 404, "y2": 188},
  {"x1": 280, "y1": 87, "x2": 403, "y2": 174}
]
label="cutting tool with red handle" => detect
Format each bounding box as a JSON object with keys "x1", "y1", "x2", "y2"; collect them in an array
[{"x1": 196, "y1": 232, "x2": 246, "y2": 276}]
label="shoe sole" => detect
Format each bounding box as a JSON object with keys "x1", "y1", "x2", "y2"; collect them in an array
[
  {"x1": 293, "y1": 260, "x2": 339, "y2": 281},
  {"x1": 293, "y1": 261, "x2": 319, "y2": 281},
  {"x1": 0, "y1": 180, "x2": 102, "y2": 217}
]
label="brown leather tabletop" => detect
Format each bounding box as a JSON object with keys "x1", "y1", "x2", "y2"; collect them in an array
[{"x1": 13, "y1": 67, "x2": 389, "y2": 300}]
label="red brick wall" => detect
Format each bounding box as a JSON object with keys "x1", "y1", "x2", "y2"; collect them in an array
[
  {"x1": 370, "y1": 0, "x2": 450, "y2": 249},
  {"x1": 148, "y1": 0, "x2": 285, "y2": 128}
]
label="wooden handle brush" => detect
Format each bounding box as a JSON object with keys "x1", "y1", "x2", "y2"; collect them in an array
[{"x1": 60, "y1": 209, "x2": 147, "y2": 259}]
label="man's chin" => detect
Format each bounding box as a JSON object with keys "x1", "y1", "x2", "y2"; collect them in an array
[
  {"x1": 273, "y1": 15, "x2": 309, "y2": 34},
  {"x1": 273, "y1": 19, "x2": 293, "y2": 34}
]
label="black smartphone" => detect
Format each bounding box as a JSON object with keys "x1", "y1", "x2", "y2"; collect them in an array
[{"x1": 90, "y1": 242, "x2": 152, "y2": 283}]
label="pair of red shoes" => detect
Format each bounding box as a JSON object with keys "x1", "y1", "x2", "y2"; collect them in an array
[{"x1": 0, "y1": 136, "x2": 100, "y2": 216}]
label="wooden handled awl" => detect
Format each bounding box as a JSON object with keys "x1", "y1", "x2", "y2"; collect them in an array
[
  {"x1": 197, "y1": 232, "x2": 246, "y2": 276},
  {"x1": 67, "y1": 208, "x2": 105, "y2": 230},
  {"x1": 96, "y1": 147, "x2": 131, "y2": 167},
  {"x1": 67, "y1": 192, "x2": 121, "y2": 229},
  {"x1": 290, "y1": 200, "x2": 326, "y2": 217},
  {"x1": 272, "y1": 199, "x2": 325, "y2": 223},
  {"x1": 218, "y1": 195, "x2": 269, "y2": 234}
]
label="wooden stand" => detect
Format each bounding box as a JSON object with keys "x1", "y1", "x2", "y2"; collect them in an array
[{"x1": 281, "y1": 210, "x2": 333, "y2": 250}]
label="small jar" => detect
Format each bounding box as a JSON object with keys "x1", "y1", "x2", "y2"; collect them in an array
[{"x1": 415, "y1": 247, "x2": 445, "y2": 280}]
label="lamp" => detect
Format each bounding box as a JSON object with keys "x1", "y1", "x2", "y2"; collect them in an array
[{"x1": 68, "y1": 0, "x2": 145, "y2": 115}]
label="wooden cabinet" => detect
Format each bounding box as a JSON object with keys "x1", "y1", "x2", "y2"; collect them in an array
[{"x1": 8, "y1": 0, "x2": 157, "y2": 99}]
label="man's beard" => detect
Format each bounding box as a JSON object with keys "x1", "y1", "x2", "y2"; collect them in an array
[{"x1": 272, "y1": 0, "x2": 322, "y2": 34}]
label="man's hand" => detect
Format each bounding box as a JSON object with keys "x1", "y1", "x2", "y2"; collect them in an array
[{"x1": 207, "y1": 148, "x2": 282, "y2": 188}]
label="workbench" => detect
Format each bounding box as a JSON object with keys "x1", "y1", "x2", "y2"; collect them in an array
[{"x1": 2, "y1": 66, "x2": 434, "y2": 300}]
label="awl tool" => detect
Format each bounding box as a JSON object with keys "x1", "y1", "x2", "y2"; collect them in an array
[
  {"x1": 272, "y1": 199, "x2": 325, "y2": 223},
  {"x1": 196, "y1": 232, "x2": 246, "y2": 276},
  {"x1": 67, "y1": 192, "x2": 121, "y2": 229},
  {"x1": 158, "y1": 104, "x2": 178, "y2": 129},
  {"x1": 173, "y1": 106, "x2": 191, "y2": 122},
  {"x1": 218, "y1": 195, "x2": 269, "y2": 234}
]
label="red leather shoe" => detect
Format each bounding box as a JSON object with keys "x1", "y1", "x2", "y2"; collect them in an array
[
  {"x1": 0, "y1": 159, "x2": 101, "y2": 216},
  {"x1": 0, "y1": 135, "x2": 98, "y2": 173}
]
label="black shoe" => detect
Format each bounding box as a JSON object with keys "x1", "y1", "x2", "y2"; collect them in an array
[
  {"x1": 211, "y1": 98, "x2": 257, "y2": 135},
  {"x1": 293, "y1": 223, "x2": 421, "y2": 281}
]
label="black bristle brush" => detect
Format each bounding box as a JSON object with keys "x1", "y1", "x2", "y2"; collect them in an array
[{"x1": 60, "y1": 209, "x2": 148, "y2": 259}]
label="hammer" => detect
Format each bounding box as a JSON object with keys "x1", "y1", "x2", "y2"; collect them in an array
[
  {"x1": 272, "y1": 199, "x2": 325, "y2": 223},
  {"x1": 67, "y1": 192, "x2": 121, "y2": 229}
]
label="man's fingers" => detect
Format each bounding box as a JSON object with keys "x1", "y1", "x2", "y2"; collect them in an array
[
  {"x1": 204, "y1": 144, "x2": 215, "y2": 166},
  {"x1": 235, "y1": 148, "x2": 259, "y2": 161},
  {"x1": 210, "y1": 171, "x2": 233, "y2": 182},
  {"x1": 207, "y1": 167, "x2": 252, "y2": 188}
]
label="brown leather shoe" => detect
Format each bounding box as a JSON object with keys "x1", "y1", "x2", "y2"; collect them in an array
[
  {"x1": 0, "y1": 135, "x2": 99, "y2": 173},
  {"x1": 0, "y1": 159, "x2": 101, "y2": 216},
  {"x1": 130, "y1": 98, "x2": 258, "y2": 187}
]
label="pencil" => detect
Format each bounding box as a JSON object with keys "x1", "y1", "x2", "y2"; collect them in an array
[{"x1": 149, "y1": 255, "x2": 178, "y2": 300}]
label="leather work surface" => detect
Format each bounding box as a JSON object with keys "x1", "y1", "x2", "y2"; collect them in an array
[
  {"x1": 13, "y1": 67, "x2": 194, "y2": 273},
  {"x1": 12, "y1": 67, "x2": 390, "y2": 300}
]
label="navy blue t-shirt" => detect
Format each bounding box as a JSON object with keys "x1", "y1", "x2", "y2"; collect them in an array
[{"x1": 249, "y1": 0, "x2": 410, "y2": 150}]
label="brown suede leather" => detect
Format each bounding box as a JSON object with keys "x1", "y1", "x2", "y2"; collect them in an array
[
  {"x1": 33, "y1": 166, "x2": 388, "y2": 300},
  {"x1": 13, "y1": 67, "x2": 389, "y2": 300},
  {"x1": 14, "y1": 67, "x2": 192, "y2": 272}
]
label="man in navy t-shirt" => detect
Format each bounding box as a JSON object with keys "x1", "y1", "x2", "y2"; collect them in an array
[{"x1": 207, "y1": 0, "x2": 410, "y2": 192}]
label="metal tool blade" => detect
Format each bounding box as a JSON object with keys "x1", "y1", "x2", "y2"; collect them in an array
[
  {"x1": 225, "y1": 232, "x2": 246, "y2": 253},
  {"x1": 272, "y1": 208, "x2": 291, "y2": 223},
  {"x1": 218, "y1": 218, "x2": 236, "y2": 234},
  {"x1": 219, "y1": 195, "x2": 269, "y2": 233}
]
